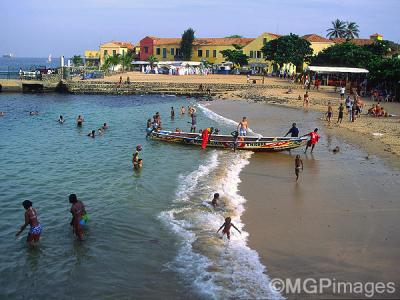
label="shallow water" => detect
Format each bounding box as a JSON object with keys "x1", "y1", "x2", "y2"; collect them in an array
[{"x1": 0, "y1": 94, "x2": 281, "y2": 299}]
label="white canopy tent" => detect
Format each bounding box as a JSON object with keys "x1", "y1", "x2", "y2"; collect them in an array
[{"x1": 306, "y1": 66, "x2": 369, "y2": 74}]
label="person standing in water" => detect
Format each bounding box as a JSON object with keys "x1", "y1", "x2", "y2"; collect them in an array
[
  {"x1": 132, "y1": 145, "x2": 143, "y2": 169},
  {"x1": 170, "y1": 107, "x2": 175, "y2": 119},
  {"x1": 58, "y1": 115, "x2": 65, "y2": 124},
  {"x1": 69, "y1": 194, "x2": 86, "y2": 241},
  {"x1": 284, "y1": 123, "x2": 299, "y2": 137},
  {"x1": 217, "y1": 217, "x2": 241, "y2": 240},
  {"x1": 326, "y1": 102, "x2": 333, "y2": 124},
  {"x1": 337, "y1": 103, "x2": 344, "y2": 124},
  {"x1": 237, "y1": 117, "x2": 248, "y2": 136},
  {"x1": 190, "y1": 113, "x2": 197, "y2": 132},
  {"x1": 16, "y1": 200, "x2": 42, "y2": 246},
  {"x1": 76, "y1": 115, "x2": 84, "y2": 127},
  {"x1": 295, "y1": 155, "x2": 304, "y2": 181},
  {"x1": 304, "y1": 128, "x2": 320, "y2": 153},
  {"x1": 180, "y1": 106, "x2": 186, "y2": 115}
]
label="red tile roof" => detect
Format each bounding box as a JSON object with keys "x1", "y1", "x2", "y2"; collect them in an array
[
  {"x1": 330, "y1": 38, "x2": 374, "y2": 46},
  {"x1": 302, "y1": 34, "x2": 333, "y2": 43}
]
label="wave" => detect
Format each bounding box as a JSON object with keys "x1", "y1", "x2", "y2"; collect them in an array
[{"x1": 159, "y1": 148, "x2": 282, "y2": 299}]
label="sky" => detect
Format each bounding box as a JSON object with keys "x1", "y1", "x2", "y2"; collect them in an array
[{"x1": 2, "y1": 0, "x2": 399, "y2": 57}]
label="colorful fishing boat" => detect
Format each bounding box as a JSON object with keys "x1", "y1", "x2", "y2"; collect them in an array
[{"x1": 149, "y1": 130, "x2": 308, "y2": 152}]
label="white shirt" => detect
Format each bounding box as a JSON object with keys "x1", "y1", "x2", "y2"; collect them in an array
[{"x1": 340, "y1": 87, "x2": 345, "y2": 94}]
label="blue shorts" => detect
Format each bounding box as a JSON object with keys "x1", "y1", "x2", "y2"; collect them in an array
[{"x1": 239, "y1": 129, "x2": 247, "y2": 136}]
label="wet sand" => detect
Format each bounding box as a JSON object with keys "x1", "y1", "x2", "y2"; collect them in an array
[{"x1": 207, "y1": 99, "x2": 400, "y2": 299}]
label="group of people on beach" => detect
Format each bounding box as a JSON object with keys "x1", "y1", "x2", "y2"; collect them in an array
[{"x1": 16, "y1": 194, "x2": 87, "y2": 246}]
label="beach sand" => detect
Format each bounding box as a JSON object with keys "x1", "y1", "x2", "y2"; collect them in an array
[{"x1": 207, "y1": 99, "x2": 400, "y2": 299}]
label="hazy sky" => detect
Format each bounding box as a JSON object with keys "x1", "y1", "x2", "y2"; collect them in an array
[{"x1": 2, "y1": 0, "x2": 399, "y2": 57}]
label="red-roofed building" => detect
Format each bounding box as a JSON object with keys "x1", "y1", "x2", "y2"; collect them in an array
[{"x1": 302, "y1": 34, "x2": 335, "y2": 55}]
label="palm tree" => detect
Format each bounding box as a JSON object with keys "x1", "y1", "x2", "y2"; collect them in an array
[
  {"x1": 326, "y1": 19, "x2": 346, "y2": 38},
  {"x1": 345, "y1": 22, "x2": 360, "y2": 40},
  {"x1": 102, "y1": 54, "x2": 120, "y2": 72},
  {"x1": 120, "y1": 52, "x2": 134, "y2": 72},
  {"x1": 146, "y1": 55, "x2": 158, "y2": 68}
]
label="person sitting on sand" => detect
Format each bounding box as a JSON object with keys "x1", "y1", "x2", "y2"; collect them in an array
[
  {"x1": 295, "y1": 154, "x2": 303, "y2": 181},
  {"x1": 285, "y1": 123, "x2": 299, "y2": 137},
  {"x1": 77, "y1": 115, "x2": 84, "y2": 127},
  {"x1": 58, "y1": 115, "x2": 64, "y2": 124},
  {"x1": 69, "y1": 194, "x2": 86, "y2": 241},
  {"x1": 16, "y1": 200, "x2": 42, "y2": 246},
  {"x1": 304, "y1": 128, "x2": 320, "y2": 153},
  {"x1": 132, "y1": 145, "x2": 143, "y2": 170},
  {"x1": 217, "y1": 217, "x2": 241, "y2": 240},
  {"x1": 87, "y1": 130, "x2": 95, "y2": 138},
  {"x1": 102, "y1": 123, "x2": 108, "y2": 130},
  {"x1": 211, "y1": 193, "x2": 219, "y2": 208}
]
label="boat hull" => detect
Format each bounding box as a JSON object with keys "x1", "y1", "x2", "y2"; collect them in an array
[{"x1": 149, "y1": 131, "x2": 307, "y2": 152}]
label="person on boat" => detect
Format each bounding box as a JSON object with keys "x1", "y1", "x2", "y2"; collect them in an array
[
  {"x1": 87, "y1": 130, "x2": 96, "y2": 138},
  {"x1": 190, "y1": 113, "x2": 197, "y2": 132},
  {"x1": 77, "y1": 115, "x2": 84, "y2": 127},
  {"x1": 201, "y1": 127, "x2": 212, "y2": 149},
  {"x1": 237, "y1": 117, "x2": 248, "y2": 136},
  {"x1": 16, "y1": 200, "x2": 42, "y2": 246},
  {"x1": 337, "y1": 103, "x2": 344, "y2": 124},
  {"x1": 284, "y1": 123, "x2": 299, "y2": 137},
  {"x1": 58, "y1": 115, "x2": 65, "y2": 124},
  {"x1": 217, "y1": 217, "x2": 241, "y2": 240},
  {"x1": 295, "y1": 154, "x2": 304, "y2": 181},
  {"x1": 132, "y1": 145, "x2": 143, "y2": 169},
  {"x1": 170, "y1": 107, "x2": 175, "y2": 119},
  {"x1": 231, "y1": 130, "x2": 240, "y2": 152},
  {"x1": 102, "y1": 123, "x2": 109, "y2": 130},
  {"x1": 304, "y1": 128, "x2": 320, "y2": 153},
  {"x1": 211, "y1": 193, "x2": 219, "y2": 208},
  {"x1": 69, "y1": 194, "x2": 86, "y2": 241}
]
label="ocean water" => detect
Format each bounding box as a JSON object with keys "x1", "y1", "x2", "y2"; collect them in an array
[{"x1": 0, "y1": 94, "x2": 280, "y2": 299}]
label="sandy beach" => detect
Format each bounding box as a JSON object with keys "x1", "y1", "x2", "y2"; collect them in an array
[{"x1": 207, "y1": 99, "x2": 400, "y2": 299}]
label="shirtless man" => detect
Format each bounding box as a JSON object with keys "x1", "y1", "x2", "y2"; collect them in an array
[
  {"x1": 76, "y1": 115, "x2": 84, "y2": 127},
  {"x1": 237, "y1": 117, "x2": 248, "y2": 136}
]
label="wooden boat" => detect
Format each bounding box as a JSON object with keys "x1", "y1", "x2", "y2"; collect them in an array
[{"x1": 149, "y1": 130, "x2": 308, "y2": 152}]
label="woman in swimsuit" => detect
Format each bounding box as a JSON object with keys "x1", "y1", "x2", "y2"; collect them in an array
[
  {"x1": 16, "y1": 200, "x2": 42, "y2": 246},
  {"x1": 69, "y1": 194, "x2": 87, "y2": 241},
  {"x1": 217, "y1": 217, "x2": 241, "y2": 240}
]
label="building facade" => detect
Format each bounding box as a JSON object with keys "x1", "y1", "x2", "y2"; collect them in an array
[
  {"x1": 99, "y1": 41, "x2": 135, "y2": 65},
  {"x1": 84, "y1": 50, "x2": 100, "y2": 66}
]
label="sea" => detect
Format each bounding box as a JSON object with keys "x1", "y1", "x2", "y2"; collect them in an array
[
  {"x1": 0, "y1": 57, "x2": 60, "y2": 79},
  {"x1": 0, "y1": 90, "x2": 282, "y2": 299}
]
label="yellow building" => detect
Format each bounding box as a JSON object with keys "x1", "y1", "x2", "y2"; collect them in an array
[
  {"x1": 139, "y1": 36, "x2": 254, "y2": 64},
  {"x1": 100, "y1": 41, "x2": 135, "y2": 65},
  {"x1": 84, "y1": 50, "x2": 100, "y2": 66}
]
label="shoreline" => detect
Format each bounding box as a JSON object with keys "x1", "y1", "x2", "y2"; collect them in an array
[{"x1": 206, "y1": 99, "x2": 400, "y2": 299}]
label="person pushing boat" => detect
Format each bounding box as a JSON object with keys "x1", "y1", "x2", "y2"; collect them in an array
[
  {"x1": 304, "y1": 128, "x2": 320, "y2": 153},
  {"x1": 285, "y1": 123, "x2": 299, "y2": 137}
]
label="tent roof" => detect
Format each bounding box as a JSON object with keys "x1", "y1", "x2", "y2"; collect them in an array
[{"x1": 306, "y1": 66, "x2": 369, "y2": 73}]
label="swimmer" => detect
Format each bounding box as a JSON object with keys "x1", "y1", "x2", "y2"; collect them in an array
[
  {"x1": 69, "y1": 194, "x2": 86, "y2": 241},
  {"x1": 295, "y1": 154, "x2": 303, "y2": 181},
  {"x1": 102, "y1": 123, "x2": 109, "y2": 129},
  {"x1": 29, "y1": 111, "x2": 39, "y2": 116},
  {"x1": 0, "y1": 111, "x2": 5, "y2": 116},
  {"x1": 58, "y1": 115, "x2": 65, "y2": 124},
  {"x1": 171, "y1": 107, "x2": 175, "y2": 119},
  {"x1": 217, "y1": 217, "x2": 241, "y2": 240},
  {"x1": 97, "y1": 128, "x2": 103, "y2": 135},
  {"x1": 87, "y1": 130, "x2": 95, "y2": 138},
  {"x1": 16, "y1": 200, "x2": 42, "y2": 246},
  {"x1": 76, "y1": 115, "x2": 84, "y2": 127},
  {"x1": 132, "y1": 145, "x2": 143, "y2": 170},
  {"x1": 211, "y1": 193, "x2": 219, "y2": 208}
]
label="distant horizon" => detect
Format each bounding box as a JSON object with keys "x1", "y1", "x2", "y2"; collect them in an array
[{"x1": 2, "y1": 0, "x2": 399, "y2": 57}]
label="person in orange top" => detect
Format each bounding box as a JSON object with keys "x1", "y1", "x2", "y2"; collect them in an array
[
  {"x1": 201, "y1": 127, "x2": 213, "y2": 149},
  {"x1": 304, "y1": 128, "x2": 320, "y2": 153}
]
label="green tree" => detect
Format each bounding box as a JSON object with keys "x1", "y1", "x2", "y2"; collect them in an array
[
  {"x1": 72, "y1": 55, "x2": 83, "y2": 66},
  {"x1": 220, "y1": 44, "x2": 249, "y2": 67},
  {"x1": 120, "y1": 51, "x2": 134, "y2": 71},
  {"x1": 345, "y1": 22, "x2": 360, "y2": 40},
  {"x1": 225, "y1": 35, "x2": 243, "y2": 38},
  {"x1": 261, "y1": 34, "x2": 313, "y2": 72},
  {"x1": 326, "y1": 19, "x2": 347, "y2": 38},
  {"x1": 146, "y1": 55, "x2": 158, "y2": 67},
  {"x1": 102, "y1": 54, "x2": 120, "y2": 72},
  {"x1": 180, "y1": 28, "x2": 195, "y2": 61}
]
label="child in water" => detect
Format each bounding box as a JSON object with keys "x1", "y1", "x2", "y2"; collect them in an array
[
  {"x1": 16, "y1": 200, "x2": 42, "y2": 246},
  {"x1": 295, "y1": 154, "x2": 303, "y2": 181},
  {"x1": 217, "y1": 217, "x2": 241, "y2": 240},
  {"x1": 211, "y1": 193, "x2": 219, "y2": 208},
  {"x1": 132, "y1": 145, "x2": 143, "y2": 170}
]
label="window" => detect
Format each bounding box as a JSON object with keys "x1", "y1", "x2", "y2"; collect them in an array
[
  {"x1": 176, "y1": 48, "x2": 181, "y2": 56},
  {"x1": 249, "y1": 51, "x2": 254, "y2": 58},
  {"x1": 213, "y1": 50, "x2": 217, "y2": 58},
  {"x1": 112, "y1": 50, "x2": 116, "y2": 56},
  {"x1": 104, "y1": 50, "x2": 108, "y2": 56},
  {"x1": 162, "y1": 48, "x2": 167, "y2": 58},
  {"x1": 122, "y1": 50, "x2": 125, "y2": 56},
  {"x1": 144, "y1": 46, "x2": 149, "y2": 53},
  {"x1": 170, "y1": 48, "x2": 175, "y2": 56},
  {"x1": 197, "y1": 49, "x2": 203, "y2": 57},
  {"x1": 156, "y1": 48, "x2": 161, "y2": 55},
  {"x1": 263, "y1": 38, "x2": 267, "y2": 44},
  {"x1": 257, "y1": 51, "x2": 262, "y2": 58},
  {"x1": 206, "y1": 50, "x2": 210, "y2": 58}
]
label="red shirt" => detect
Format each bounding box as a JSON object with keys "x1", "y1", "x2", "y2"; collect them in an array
[{"x1": 308, "y1": 132, "x2": 320, "y2": 144}]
